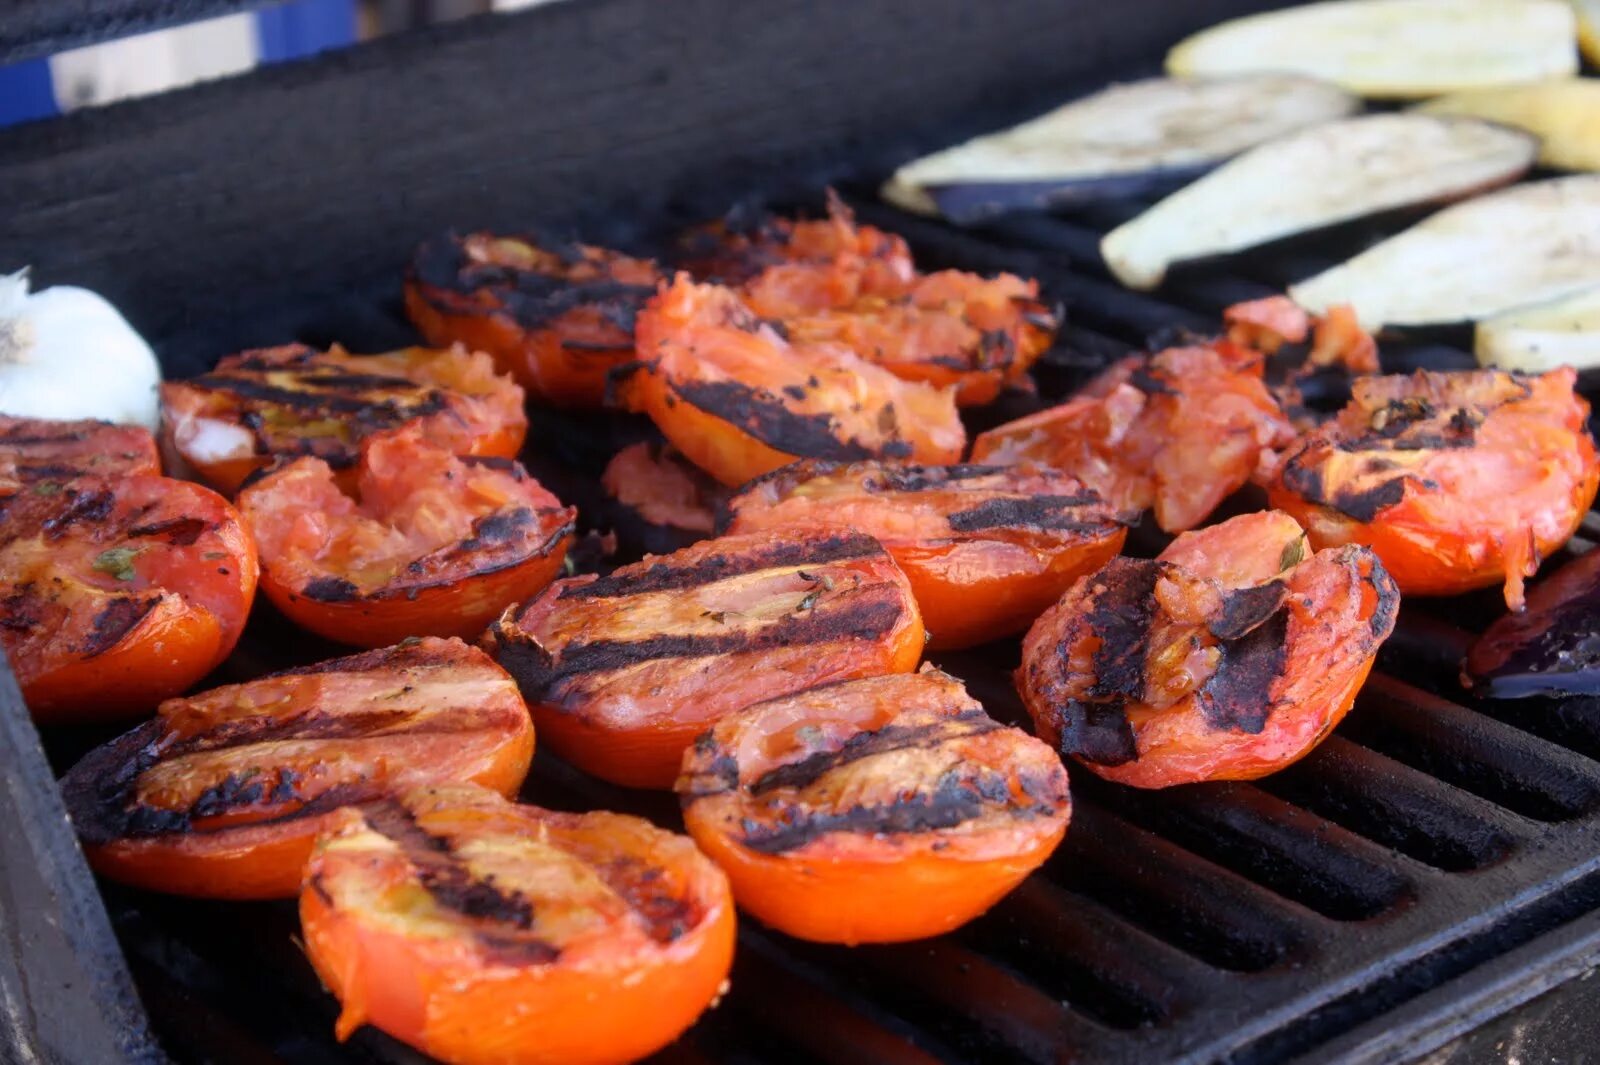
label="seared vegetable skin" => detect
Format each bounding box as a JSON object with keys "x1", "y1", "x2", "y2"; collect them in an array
[
  {"x1": 240, "y1": 428, "x2": 575, "y2": 648},
  {"x1": 1018, "y1": 512, "x2": 1398, "y2": 788},
  {"x1": 1102, "y1": 115, "x2": 1537, "y2": 290},
  {"x1": 600, "y1": 441, "x2": 726, "y2": 555},
  {"x1": 1266, "y1": 368, "x2": 1599, "y2": 609},
  {"x1": 160, "y1": 343, "x2": 527, "y2": 496},
  {"x1": 1476, "y1": 286, "x2": 1600, "y2": 372},
  {"x1": 678, "y1": 668, "x2": 1068, "y2": 943},
  {"x1": 60, "y1": 638, "x2": 533, "y2": 899},
  {"x1": 725, "y1": 460, "x2": 1129, "y2": 649},
  {"x1": 0, "y1": 415, "x2": 158, "y2": 492},
  {"x1": 405, "y1": 232, "x2": 661, "y2": 408},
  {"x1": 301, "y1": 785, "x2": 734, "y2": 1065},
  {"x1": 623, "y1": 276, "x2": 964, "y2": 486},
  {"x1": 486, "y1": 527, "x2": 924, "y2": 788},
  {"x1": 972, "y1": 340, "x2": 1294, "y2": 532},
  {"x1": 1466, "y1": 546, "x2": 1600, "y2": 698},
  {"x1": 0, "y1": 472, "x2": 257, "y2": 722}
]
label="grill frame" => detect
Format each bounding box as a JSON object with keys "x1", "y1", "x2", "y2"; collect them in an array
[{"x1": 5, "y1": 1, "x2": 1600, "y2": 1062}]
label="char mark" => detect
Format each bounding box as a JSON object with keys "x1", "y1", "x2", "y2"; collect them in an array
[
  {"x1": 460, "y1": 507, "x2": 535, "y2": 551},
  {"x1": 42, "y1": 489, "x2": 115, "y2": 538},
  {"x1": 1056, "y1": 557, "x2": 1159, "y2": 765},
  {"x1": 82, "y1": 596, "x2": 160, "y2": 657},
  {"x1": 188, "y1": 375, "x2": 440, "y2": 420},
  {"x1": 1198, "y1": 611, "x2": 1289, "y2": 733},
  {"x1": 302, "y1": 576, "x2": 361, "y2": 602},
  {"x1": 868, "y1": 464, "x2": 1005, "y2": 493},
  {"x1": 561, "y1": 531, "x2": 882, "y2": 600},
  {"x1": 1209, "y1": 581, "x2": 1288, "y2": 641},
  {"x1": 127, "y1": 517, "x2": 209, "y2": 546},
  {"x1": 1282, "y1": 456, "x2": 1409, "y2": 523},
  {"x1": 748, "y1": 712, "x2": 1000, "y2": 796},
  {"x1": 673, "y1": 379, "x2": 880, "y2": 463},
  {"x1": 738, "y1": 768, "x2": 1012, "y2": 854},
  {"x1": 947, "y1": 493, "x2": 1112, "y2": 534}
]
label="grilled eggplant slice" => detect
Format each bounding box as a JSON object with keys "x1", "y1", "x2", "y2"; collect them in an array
[
  {"x1": 677, "y1": 668, "x2": 1069, "y2": 943},
  {"x1": 1290, "y1": 176, "x2": 1600, "y2": 329},
  {"x1": 1476, "y1": 286, "x2": 1600, "y2": 372},
  {"x1": 1166, "y1": 0, "x2": 1578, "y2": 99},
  {"x1": 1465, "y1": 545, "x2": 1600, "y2": 698},
  {"x1": 1420, "y1": 78, "x2": 1600, "y2": 173},
  {"x1": 883, "y1": 75, "x2": 1358, "y2": 223},
  {"x1": 1102, "y1": 114, "x2": 1537, "y2": 291}
]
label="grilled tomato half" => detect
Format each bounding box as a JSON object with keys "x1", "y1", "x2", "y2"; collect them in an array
[
  {"x1": 60, "y1": 638, "x2": 533, "y2": 899},
  {"x1": 486, "y1": 527, "x2": 924, "y2": 788},
  {"x1": 1266, "y1": 368, "x2": 1599, "y2": 609},
  {"x1": 1017, "y1": 511, "x2": 1398, "y2": 788},
  {"x1": 405, "y1": 232, "x2": 661, "y2": 408},
  {"x1": 725, "y1": 461, "x2": 1129, "y2": 650},
  {"x1": 0, "y1": 474, "x2": 257, "y2": 722},
  {"x1": 624, "y1": 276, "x2": 964, "y2": 486},
  {"x1": 600, "y1": 440, "x2": 727, "y2": 556},
  {"x1": 160, "y1": 343, "x2": 527, "y2": 496},
  {"x1": 300, "y1": 784, "x2": 734, "y2": 1065},
  {"x1": 0, "y1": 415, "x2": 159, "y2": 492},
  {"x1": 973, "y1": 341, "x2": 1294, "y2": 532},
  {"x1": 240, "y1": 429, "x2": 575, "y2": 648},
  {"x1": 677, "y1": 668, "x2": 1069, "y2": 944}
]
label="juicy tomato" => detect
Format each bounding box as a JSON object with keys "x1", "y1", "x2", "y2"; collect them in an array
[
  {"x1": 1266, "y1": 368, "x2": 1599, "y2": 609},
  {"x1": 239, "y1": 429, "x2": 575, "y2": 648},
  {"x1": 0, "y1": 476, "x2": 258, "y2": 723},
  {"x1": 1223, "y1": 296, "x2": 1379, "y2": 376},
  {"x1": 600, "y1": 440, "x2": 726, "y2": 556},
  {"x1": 1017, "y1": 511, "x2": 1398, "y2": 788},
  {"x1": 160, "y1": 344, "x2": 527, "y2": 496},
  {"x1": 60, "y1": 638, "x2": 533, "y2": 899},
  {"x1": 405, "y1": 232, "x2": 661, "y2": 408},
  {"x1": 972, "y1": 342, "x2": 1295, "y2": 532},
  {"x1": 677, "y1": 667, "x2": 1069, "y2": 944},
  {"x1": 623, "y1": 276, "x2": 964, "y2": 486},
  {"x1": 724, "y1": 460, "x2": 1130, "y2": 650},
  {"x1": 0, "y1": 416, "x2": 159, "y2": 493},
  {"x1": 486, "y1": 527, "x2": 924, "y2": 788},
  {"x1": 300, "y1": 784, "x2": 734, "y2": 1065}
]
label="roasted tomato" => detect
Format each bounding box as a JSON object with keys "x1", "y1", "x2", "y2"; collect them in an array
[
  {"x1": 624, "y1": 276, "x2": 964, "y2": 486},
  {"x1": 724, "y1": 461, "x2": 1130, "y2": 650},
  {"x1": 239, "y1": 429, "x2": 575, "y2": 648},
  {"x1": 972, "y1": 342, "x2": 1295, "y2": 532},
  {"x1": 600, "y1": 440, "x2": 726, "y2": 556},
  {"x1": 677, "y1": 668, "x2": 1069, "y2": 944},
  {"x1": 0, "y1": 416, "x2": 159, "y2": 493},
  {"x1": 160, "y1": 343, "x2": 527, "y2": 496},
  {"x1": 487, "y1": 527, "x2": 924, "y2": 788},
  {"x1": 1266, "y1": 368, "x2": 1599, "y2": 609},
  {"x1": 1224, "y1": 296, "x2": 1379, "y2": 376},
  {"x1": 300, "y1": 784, "x2": 734, "y2": 1065},
  {"x1": 1018, "y1": 511, "x2": 1398, "y2": 788},
  {"x1": 405, "y1": 232, "x2": 661, "y2": 408},
  {"x1": 0, "y1": 476, "x2": 257, "y2": 722},
  {"x1": 60, "y1": 638, "x2": 533, "y2": 899}
]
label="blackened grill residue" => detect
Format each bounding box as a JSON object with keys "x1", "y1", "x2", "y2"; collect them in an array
[
  {"x1": 562, "y1": 532, "x2": 881, "y2": 600},
  {"x1": 946, "y1": 494, "x2": 1112, "y2": 534},
  {"x1": 737, "y1": 769, "x2": 1010, "y2": 854},
  {"x1": 673, "y1": 379, "x2": 882, "y2": 463},
  {"x1": 748, "y1": 712, "x2": 1000, "y2": 795}
]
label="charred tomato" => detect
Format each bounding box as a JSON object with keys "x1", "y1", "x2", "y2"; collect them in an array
[
  {"x1": 725, "y1": 460, "x2": 1130, "y2": 650},
  {"x1": 486, "y1": 527, "x2": 925, "y2": 788},
  {"x1": 1266, "y1": 368, "x2": 1598, "y2": 609},
  {"x1": 60, "y1": 637, "x2": 533, "y2": 899},
  {"x1": 160, "y1": 344, "x2": 527, "y2": 496},
  {"x1": 300, "y1": 784, "x2": 734, "y2": 1065},
  {"x1": 1017, "y1": 511, "x2": 1398, "y2": 788},
  {"x1": 600, "y1": 440, "x2": 727, "y2": 556},
  {"x1": 677, "y1": 668, "x2": 1069, "y2": 944},
  {"x1": 0, "y1": 415, "x2": 159, "y2": 493}
]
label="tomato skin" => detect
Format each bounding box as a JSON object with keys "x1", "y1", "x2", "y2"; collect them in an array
[
  {"x1": 60, "y1": 638, "x2": 533, "y2": 899},
  {"x1": 725, "y1": 461, "x2": 1130, "y2": 650},
  {"x1": 677, "y1": 669, "x2": 1069, "y2": 944},
  {"x1": 405, "y1": 233, "x2": 661, "y2": 408},
  {"x1": 1017, "y1": 511, "x2": 1399, "y2": 789},
  {"x1": 0, "y1": 474, "x2": 258, "y2": 723},
  {"x1": 487, "y1": 527, "x2": 925, "y2": 788},
  {"x1": 0, "y1": 416, "x2": 159, "y2": 492},
  {"x1": 1266, "y1": 368, "x2": 1599, "y2": 609},
  {"x1": 299, "y1": 785, "x2": 735, "y2": 1065}
]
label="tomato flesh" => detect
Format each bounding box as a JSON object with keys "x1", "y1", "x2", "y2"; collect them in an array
[
  {"x1": 600, "y1": 440, "x2": 725, "y2": 554},
  {"x1": 0, "y1": 416, "x2": 159, "y2": 493}
]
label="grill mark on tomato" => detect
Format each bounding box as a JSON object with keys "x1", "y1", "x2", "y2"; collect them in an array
[
  {"x1": 127, "y1": 516, "x2": 209, "y2": 546},
  {"x1": 560, "y1": 532, "x2": 882, "y2": 600},
  {"x1": 187, "y1": 374, "x2": 446, "y2": 418},
  {"x1": 41, "y1": 489, "x2": 115, "y2": 537},
  {"x1": 459, "y1": 507, "x2": 535, "y2": 551},
  {"x1": 1209, "y1": 581, "x2": 1288, "y2": 641},
  {"x1": 294, "y1": 372, "x2": 421, "y2": 391},
  {"x1": 82, "y1": 596, "x2": 161, "y2": 657},
  {"x1": 302, "y1": 576, "x2": 361, "y2": 602},
  {"x1": 672, "y1": 379, "x2": 889, "y2": 462},
  {"x1": 1053, "y1": 558, "x2": 1157, "y2": 766},
  {"x1": 1197, "y1": 611, "x2": 1289, "y2": 733},
  {"x1": 0, "y1": 585, "x2": 42, "y2": 632},
  {"x1": 866, "y1": 463, "x2": 1005, "y2": 493},
  {"x1": 1281, "y1": 454, "x2": 1410, "y2": 523},
  {"x1": 162, "y1": 706, "x2": 425, "y2": 757},
  {"x1": 745, "y1": 712, "x2": 1001, "y2": 796},
  {"x1": 946, "y1": 494, "x2": 1117, "y2": 534}
]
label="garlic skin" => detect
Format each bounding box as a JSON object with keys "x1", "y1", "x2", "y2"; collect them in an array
[{"x1": 0, "y1": 269, "x2": 162, "y2": 433}]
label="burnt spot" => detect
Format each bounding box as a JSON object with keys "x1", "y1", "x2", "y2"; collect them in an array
[
  {"x1": 0, "y1": 586, "x2": 41, "y2": 633},
  {"x1": 1197, "y1": 611, "x2": 1289, "y2": 733},
  {"x1": 1209, "y1": 581, "x2": 1288, "y2": 641},
  {"x1": 976, "y1": 328, "x2": 1017, "y2": 371},
  {"x1": 161, "y1": 707, "x2": 420, "y2": 760},
  {"x1": 737, "y1": 768, "x2": 1011, "y2": 854},
  {"x1": 1281, "y1": 456, "x2": 1409, "y2": 523},
  {"x1": 560, "y1": 531, "x2": 882, "y2": 600},
  {"x1": 41, "y1": 489, "x2": 115, "y2": 538},
  {"x1": 190, "y1": 771, "x2": 267, "y2": 819},
  {"x1": 867, "y1": 463, "x2": 1005, "y2": 494},
  {"x1": 596, "y1": 855, "x2": 698, "y2": 945},
  {"x1": 127, "y1": 517, "x2": 209, "y2": 547},
  {"x1": 1366, "y1": 555, "x2": 1401, "y2": 639},
  {"x1": 82, "y1": 596, "x2": 160, "y2": 657},
  {"x1": 1052, "y1": 558, "x2": 1160, "y2": 766},
  {"x1": 1129, "y1": 367, "x2": 1177, "y2": 396},
  {"x1": 298, "y1": 372, "x2": 420, "y2": 392},
  {"x1": 460, "y1": 507, "x2": 535, "y2": 551},
  {"x1": 672, "y1": 379, "x2": 880, "y2": 463},
  {"x1": 460, "y1": 455, "x2": 522, "y2": 475},
  {"x1": 946, "y1": 494, "x2": 1116, "y2": 535},
  {"x1": 302, "y1": 576, "x2": 361, "y2": 603},
  {"x1": 188, "y1": 376, "x2": 427, "y2": 415},
  {"x1": 747, "y1": 712, "x2": 1000, "y2": 796}
]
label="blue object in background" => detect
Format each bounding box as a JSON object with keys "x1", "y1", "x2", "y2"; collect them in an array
[
  {"x1": 256, "y1": 0, "x2": 358, "y2": 64},
  {"x1": 0, "y1": 58, "x2": 60, "y2": 125}
]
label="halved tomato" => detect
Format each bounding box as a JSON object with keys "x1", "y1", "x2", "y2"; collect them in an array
[
  {"x1": 486, "y1": 527, "x2": 924, "y2": 788},
  {"x1": 160, "y1": 343, "x2": 527, "y2": 496},
  {"x1": 600, "y1": 440, "x2": 726, "y2": 556},
  {"x1": 300, "y1": 784, "x2": 734, "y2": 1065},
  {"x1": 60, "y1": 637, "x2": 533, "y2": 899},
  {"x1": 677, "y1": 667, "x2": 1069, "y2": 944},
  {"x1": 972, "y1": 341, "x2": 1295, "y2": 532},
  {"x1": 1223, "y1": 296, "x2": 1379, "y2": 376},
  {"x1": 239, "y1": 428, "x2": 575, "y2": 648},
  {"x1": 725, "y1": 460, "x2": 1130, "y2": 650},
  {"x1": 1017, "y1": 511, "x2": 1398, "y2": 788},
  {"x1": 0, "y1": 475, "x2": 257, "y2": 722},
  {"x1": 405, "y1": 232, "x2": 661, "y2": 408},
  {"x1": 0, "y1": 416, "x2": 159, "y2": 493},
  {"x1": 623, "y1": 276, "x2": 964, "y2": 486},
  {"x1": 1266, "y1": 368, "x2": 1599, "y2": 609}
]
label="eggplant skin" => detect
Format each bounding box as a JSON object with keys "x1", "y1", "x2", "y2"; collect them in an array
[
  {"x1": 1475, "y1": 286, "x2": 1600, "y2": 372},
  {"x1": 1101, "y1": 114, "x2": 1537, "y2": 292},
  {"x1": 1290, "y1": 175, "x2": 1600, "y2": 330},
  {"x1": 1419, "y1": 78, "x2": 1600, "y2": 173},
  {"x1": 1167, "y1": 0, "x2": 1578, "y2": 99}
]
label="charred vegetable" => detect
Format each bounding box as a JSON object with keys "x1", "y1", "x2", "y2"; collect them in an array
[
  {"x1": 600, "y1": 441, "x2": 726, "y2": 556},
  {"x1": 1466, "y1": 546, "x2": 1600, "y2": 698},
  {"x1": 1476, "y1": 286, "x2": 1600, "y2": 372},
  {"x1": 0, "y1": 415, "x2": 158, "y2": 492},
  {"x1": 1419, "y1": 78, "x2": 1600, "y2": 173}
]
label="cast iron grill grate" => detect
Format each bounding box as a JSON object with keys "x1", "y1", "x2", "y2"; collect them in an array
[{"x1": 61, "y1": 187, "x2": 1600, "y2": 1065}]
